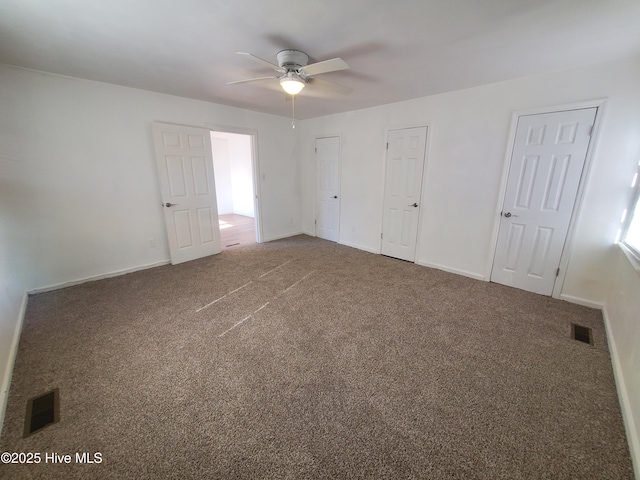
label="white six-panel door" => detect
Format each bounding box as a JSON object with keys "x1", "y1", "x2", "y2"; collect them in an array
[
  {"x1": 381, "y1": 127, "x2": 427, "y2": 262},
  {"x1": 152, "y1": 122, "x2": 222, "y2": 264},
  {"x1": 491, "y1": 108, "x2": 597, "y2": 295},
  {"x1": 316, "y1": 136, "x2": 341, "y2": 242}
]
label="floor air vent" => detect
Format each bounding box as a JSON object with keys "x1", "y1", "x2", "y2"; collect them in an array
[
  {"x1": 24, "y1": 388, "x2": 59, "y2": 437},
  {"x1": 571, "y1": 324, "x2": 593, "y2": 346}
]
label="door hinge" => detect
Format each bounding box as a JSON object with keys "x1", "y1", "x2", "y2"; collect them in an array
[
  {"x1": 556, "y1": 267, "x2": 560, "y2": 277},
  {"x1": 315, "y1": 147, "x2": 317, "y2": 153},
  {"x1": 386, "y1": 142, "x2": 389, "y2": 150},
  {"x1": 315, "y1": 219, "x2": 317, "y2": 225},
  {"x1": 381, "y1": 232, "x2": 383, "y2": 239},
  {"x1": 588, "y1": 125, "x2": 594, "y2": 136}
]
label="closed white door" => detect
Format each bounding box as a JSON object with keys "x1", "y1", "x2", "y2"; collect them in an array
[
  {"x1": 152, "y1": 122, "x2": 222, "y2": 264},
  {"x1": 491, "y1": 108, "x2": 597, "y2": 295},
  {"x1": 316, "y1": 136, "x2": 341, "y2": 242},
  {"x1": 381, "y1": 127, "x2": 428, "y2": 262}
]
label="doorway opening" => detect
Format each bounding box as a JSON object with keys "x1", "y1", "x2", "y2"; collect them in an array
[{"x1": 210, "y1": 131, "x2": 261, "y2": 249}]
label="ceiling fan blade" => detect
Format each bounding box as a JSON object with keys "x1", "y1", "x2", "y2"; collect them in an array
[
  {"x1": 300, "y1": 57, "x2": 349, "y2": 76},
  {"x1": 236, "y1": 52, "x2": 286, "y2": 73},
  {"x1": 306, "y1": 77, "x2": 353, "y2": 95},
  {"x1": 226, "y1": 76, "x2": 278, "y2": 85}
]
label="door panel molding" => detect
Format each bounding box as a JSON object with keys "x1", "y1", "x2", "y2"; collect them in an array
[
  {"x1": 381, "y1": 126, "x2": 428, "y2": 262},
  {"x1": 315, "y1": 135, "x2": 341, "y2": 242},
  {"x1": 488, "y1": 100, "x2": 605, "y2": 298},
  {"x1": 153, "y1": 122, "x2": 222, "y2": 264}
]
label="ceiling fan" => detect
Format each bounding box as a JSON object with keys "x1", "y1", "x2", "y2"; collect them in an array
[{"x1": 227, "y1": 49, "x2": 352, "y2": 96}]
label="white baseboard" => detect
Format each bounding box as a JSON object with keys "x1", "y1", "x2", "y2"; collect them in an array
[
  {"x1": 28, "y1": 260, "x2": 171, "y2": 295},
  {"x1": 338, "y1": 240, "x2": 379, "y2": 254},
  {"x1": 557, "y1": 293, "x2": 604, "y2": 310},
  {"x1": 415, "y1": 260, "x2": 486, "y2": 281},
  {"x1": 0, "y1": 291, "x2": 28, "y2": 435},
  {"x1": 261, "y1": 231, "x2": 305, "y2": 243},
  {"x1": 602, "y1": 306, "x2": 640, "y2": 479}
]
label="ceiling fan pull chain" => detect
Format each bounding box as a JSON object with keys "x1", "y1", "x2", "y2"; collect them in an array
[{"x1": 291, "y1": 94, "x2": 296, "y2": 129}]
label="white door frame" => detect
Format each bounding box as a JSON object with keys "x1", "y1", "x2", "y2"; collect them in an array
[
  {"x1": 315, "y1": 134, "x2": 342, "y2": 242},
  {"x1": 203, "y1": 123, "x2": 263, "y2": 243},
  {"x1": 379, "y1": 124, "x2": 432, "y2": 257},
  {"x1": 487, "y1": 99, "x2": 606, "y2": 301},
  {"x1": 379, "y1": 124, "x2": 431, "y2": 262}
]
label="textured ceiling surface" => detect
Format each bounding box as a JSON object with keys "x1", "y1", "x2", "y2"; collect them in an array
[{"x1": 1, "y1": 0, "x2": 639, "y2": 119}]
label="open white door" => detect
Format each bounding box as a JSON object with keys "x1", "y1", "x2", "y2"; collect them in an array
[
  {"x1": 491, "y1": 108, "x2": 597, "y2": 295},
  {"x1": 316, "y1": 136, "x2": 341, "y2": 242},
  {"x1": 152, "y1": 122, "x2": 222, "y2": 264},
  {"x1": 381, "y1": 127, "x2": 427, "y2": 262}
]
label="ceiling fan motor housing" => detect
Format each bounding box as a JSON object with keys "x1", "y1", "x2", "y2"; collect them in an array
[{"x1": 277, "y1": 50, "x2": 309, "y2": 72}]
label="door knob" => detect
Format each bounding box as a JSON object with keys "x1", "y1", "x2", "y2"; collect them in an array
[
  {"x1": 409, "y1": 203, "x2": 418, "y2": 207},
  {"x1": 504, "y1": 212, "x2": 518, "y2": 218},
  {"x1": 333, "y1": 195, "x2": 338, "y2": 199},
  {"x1": 165, "y1": 202, "x2": 178, "y2": 207}
]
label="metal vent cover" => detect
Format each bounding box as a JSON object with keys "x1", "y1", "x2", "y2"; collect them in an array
[
  {"x1": 571, "y1": 324, "x2": 593, "y2": 345},
  {"x1": 24, "y1": 388, "x2": 59, "y2": 437}
]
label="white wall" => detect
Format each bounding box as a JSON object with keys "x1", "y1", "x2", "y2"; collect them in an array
[
  {"x1": 0, "y1": 271, "x2": 26, "y2": 428},
  {"x1": 300, "y1": 54, "x2": 640, "y2": 305},
  {"x1": 605, "y1": 248, "x2": 640, "y2": 478},
  {"x1": 211, "y1": 132, "x2": 255, "y2": 218},
  {"x1": 0, "y1": 65, "x2": 302, "y2": 429},
  {"x1": 211, "y1": 136, "x2": 234, "y2": 215},
  {"x1": 228, "y1": 133, "x2": 255, "y2": 218},
  {"x1": 300, "y1": 53, "x2": 640, "y2": 474}
]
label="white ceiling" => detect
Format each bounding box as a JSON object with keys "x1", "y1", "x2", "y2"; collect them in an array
[{"x1": 1, "y1": 0, "x2": 639, "y2": 120}]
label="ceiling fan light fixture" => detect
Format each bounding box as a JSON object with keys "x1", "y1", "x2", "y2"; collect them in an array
[{"x1": 280, "y1": 73, "x2": 305, "y2": 95}]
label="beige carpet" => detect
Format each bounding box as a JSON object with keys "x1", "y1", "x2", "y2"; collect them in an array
[{"x1": 0, "y1": 235, "x2": 633, "y2": 479}]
